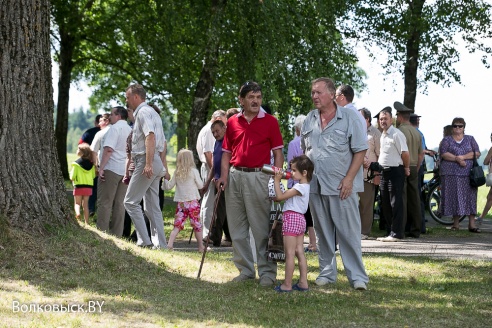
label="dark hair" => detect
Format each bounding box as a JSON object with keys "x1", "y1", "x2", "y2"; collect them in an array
[
  {"x1": 443, "y1": 125, "x2": 453, "y2": 137},
  {"x1": 211, "y1": 120, "x2": 225, "y2": 129},
  {"x1": 126, "y1": 84, "x2": 146, "y2": 100},
  {"x1": 337, "y1": 84, "x2": 354, "y2": 102},
  {"x1": 451, "y1": 117, "x2": 466, "y2": 128},
  {"x1": 359, "y1": 108, "x2": 371, "y2": 120},
  {"x1": 290, "y1": 155, "x2": 314, "y2": 182},
  {"x1": 94, "y1": 114, "x2": 102, "y2": 125},
  {"x1": 239, "y1": 81, "x2": 262, "y2": 98},
  {"x1": 113, "y1": 106, "x2": 128, "y2": 120}
]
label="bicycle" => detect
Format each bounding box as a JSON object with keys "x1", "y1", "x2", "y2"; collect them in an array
[{"x1": 421, "y1": 154, "x2": 466, "y2": 225}]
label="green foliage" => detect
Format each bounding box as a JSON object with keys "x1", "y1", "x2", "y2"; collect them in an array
[
  {"x1": 343, "y1": 0, "x2": 492, "y2": 90},
  {"x1": 52, "y1": 0, "x2": 363, "y2": 149}
]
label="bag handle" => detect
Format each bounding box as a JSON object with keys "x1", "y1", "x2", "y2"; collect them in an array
[{"x1": 471, "y1": 139, "x2": 479, "y2": 167}]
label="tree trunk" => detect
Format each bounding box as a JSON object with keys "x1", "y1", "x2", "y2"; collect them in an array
[
  {"x1": 188, "y1": 0, "x2": 227, "y2": 167},
  {"x1": 403, "y1": 0, "x2": 426, "y2": 111},
  {"x1": 0, "y1": 0, "x2": 72, "y2": 230},
  {"x1": 55, "y1": 29, "x2": 76, "y2": 180}
]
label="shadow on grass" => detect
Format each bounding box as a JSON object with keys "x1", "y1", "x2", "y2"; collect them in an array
[{"x1": 1, "y1": 218, "x2": 492, "y2": 327}]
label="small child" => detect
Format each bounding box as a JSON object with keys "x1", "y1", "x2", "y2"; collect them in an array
[
  {"x1": 163, "y1": 149, "x2": 205, "y2": 252},
  {"x1": 70, "y1": 143, "x2": 96, "y2": 224},
  {"x1": 272, "y1": 155, "x2": 314, "y2": 292}
]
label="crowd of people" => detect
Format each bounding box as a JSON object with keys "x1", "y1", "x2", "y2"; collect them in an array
[{"x1": 69, "y1": 79, "x2": 490, "y2": 293}]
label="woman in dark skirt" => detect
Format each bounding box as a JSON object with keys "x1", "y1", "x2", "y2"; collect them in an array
[{"x1": 439, "y1": 117, "x2": 481, "y2": 232}]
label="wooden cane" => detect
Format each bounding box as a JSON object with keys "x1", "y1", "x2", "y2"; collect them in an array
[{"x1": 197, "y1": 187, "x2": 222, "y2": 279}]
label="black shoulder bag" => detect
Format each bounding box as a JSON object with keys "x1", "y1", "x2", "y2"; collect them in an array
[{"x1": 470, "y1": 142, "x2": 485, "y2": 188}]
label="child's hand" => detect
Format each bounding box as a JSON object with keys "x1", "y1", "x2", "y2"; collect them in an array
[{"x1": 274, "y1": 169, "x2": 283, "y2": 182}]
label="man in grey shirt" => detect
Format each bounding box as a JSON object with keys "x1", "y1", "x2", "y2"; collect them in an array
[
  {"x1": 301, "y1": 77, "x2": 369, "y2": 291},
  {"x1": 124, "y1": 84, "x2": 169, "y2": 249}
]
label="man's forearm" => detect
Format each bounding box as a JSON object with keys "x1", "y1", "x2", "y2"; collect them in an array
[
  {"x1": 272, "y1": 148, "x2": 284, "y2": 168},
  {"x1": 145, "y1": 133, "x2": 156, "y2": 164},
  {"x1": 220, "y1": 152, "x2": 232, "y2": 179}
]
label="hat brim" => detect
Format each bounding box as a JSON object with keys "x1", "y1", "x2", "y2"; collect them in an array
[{"x1": 394, "y1": 101, "x2": 414, "y2": 113}]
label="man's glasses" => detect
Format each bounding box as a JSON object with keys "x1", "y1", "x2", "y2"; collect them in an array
[{"x1": 452, "y1": 124, "x2": 464, "y2": 128}]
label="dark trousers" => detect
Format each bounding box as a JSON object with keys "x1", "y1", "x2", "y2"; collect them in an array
[
  {"x1": 374, "y1": 185, "x2": 386, "y2": 230},
  {"x1": 209, "y1": 190, "x2": 230, "y2": 246},
  {"x1": 403, "y1": 166, "x2": 422, "y2": 237},
  {"x1": 418, "y1": 164, "x2": 426, "y2": 233},
  {"x1": 88, "y1": 177, "x2": 98, "y2": 213},
  {"x1": 380, "y1": 166, "x2": 405, "y2": 239}
]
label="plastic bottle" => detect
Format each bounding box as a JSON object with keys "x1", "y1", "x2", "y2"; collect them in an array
[{"x1": 261, "y1": 164, "x2": 291, "y2": 179}]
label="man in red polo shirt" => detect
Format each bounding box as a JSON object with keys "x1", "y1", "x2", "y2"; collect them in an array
[{"x1": 216, "y1": 81, "x2": 284, "y2": 286}]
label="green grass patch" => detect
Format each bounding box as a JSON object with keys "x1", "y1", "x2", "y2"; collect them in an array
[{"x1": 1, "y1": 214, "x2": 491, "y2": 327}]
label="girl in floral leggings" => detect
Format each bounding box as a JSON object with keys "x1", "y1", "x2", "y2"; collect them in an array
[{"x1": 163, "y1": 149, "x2": 205, "y2": 252}]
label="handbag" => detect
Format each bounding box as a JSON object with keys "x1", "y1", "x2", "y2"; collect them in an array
[
  {"x1": 486, "y1": 163, "x2": 492, "y2": 187},
  {"x1": 267, "y1": 201, "x2": 285, "y2": 263},
  {"x1": 469, "y1": 144, "x2": 486, "y2": 188}
]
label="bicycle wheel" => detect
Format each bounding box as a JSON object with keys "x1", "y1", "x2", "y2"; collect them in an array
[{"x1": 427, "y1": 184, "x2": 466, "y2": 225}]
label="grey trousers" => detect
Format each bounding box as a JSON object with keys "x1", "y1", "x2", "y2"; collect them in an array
[
  {"x1": 96, "y1": 169, "x2": 127, "y2": 236},
  {"x1": 309, "y1": 191, "x2": 369, "y2": 285},
  {"x1": 124, "y1": 154, "x2": 167, "y2": 248},
  {"x1": 225, "y1": 168, "x2": 276, "y2": 280},
  {"x1": 200, "y1": 163, "x2": 215, "y2": 237}
]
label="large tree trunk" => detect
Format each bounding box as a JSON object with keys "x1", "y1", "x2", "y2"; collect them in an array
[
  {"x1": 55, "y1": 29, "x2": 75, "y2": 180},
  {"x1": 0, "y1": 0, "x2": 72, "y2": 230},
  {"x1": 188, "y1": 0, "x2": 227, "y2": 167},
  {"x1": 403, "y1": 0, "x2": 426, "y2": 111}
]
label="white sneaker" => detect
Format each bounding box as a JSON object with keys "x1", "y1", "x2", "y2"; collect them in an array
[
  {"x1": 379, "y1": 235, "x2": 402, "y2": 242},
  {"x1": 314, "y1": 276, "x2": 331, "y2": 286},
  {"x1": 361, "y1": 234, "x2": 369, "y2": 240},
  {"x1": 353, "y1": 281, "x2": 367, "y2": 291}
]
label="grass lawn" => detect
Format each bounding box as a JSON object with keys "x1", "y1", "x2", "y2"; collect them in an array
[{"x1": 1, "y1": 200, "x2": 491, "y2": 327}]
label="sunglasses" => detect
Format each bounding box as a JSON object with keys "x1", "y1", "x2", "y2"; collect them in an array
[{"x1": 452, "y1": 124, "x2": 464, "y2": 128}]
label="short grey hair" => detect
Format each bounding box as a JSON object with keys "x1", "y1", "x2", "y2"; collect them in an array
[
  {"x1": 294, "y1": 114, "x2": 306, "y2": 131},
  {"x1": 212, "y1": 110, "x2": 226, "y2": 120}
]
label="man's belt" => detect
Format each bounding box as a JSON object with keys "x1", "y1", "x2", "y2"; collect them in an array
[
  {"x1": 382, "y1": 165, "x2": 402, "y2": 172},
  {"x1": 232, "y1": 166, "x2": 262, "y2": 172}
]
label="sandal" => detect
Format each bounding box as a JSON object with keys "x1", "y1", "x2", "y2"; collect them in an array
[
  {"x1": 274, "y1": 285, "x2": 292, "y2": 293},
  {"x1": 449, "y1": 226, "x2": 459, "y2": 231},
  {"x1": 468, "y1": 227, "x2": 481, "y2": 233},
  {"x1": 292, "y1": 283, "x2": 309, "y2": 292}
]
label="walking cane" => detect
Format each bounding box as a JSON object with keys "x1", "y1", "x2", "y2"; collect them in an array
[{"x1": 197, "y1": 186, "x2": 222, "y2": 279}]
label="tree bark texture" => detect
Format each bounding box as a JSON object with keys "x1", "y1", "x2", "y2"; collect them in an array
[
  {"x1": 0, "y1": 0, "x2": 72, "y2": 230},
  {"x1": 403, "y1": 0, "x2": 426, "y2": 110},
  {"x1": 188, "y1": 0, "x2": 227, "y2": 167}
]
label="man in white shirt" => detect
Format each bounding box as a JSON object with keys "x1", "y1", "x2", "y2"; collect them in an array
[
  {"x1": 97, "y1": 106, "x2": 132, "y2": 236},
  {"x1": 376, "y1": 108, "x2": 410, "y2": 242}
]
